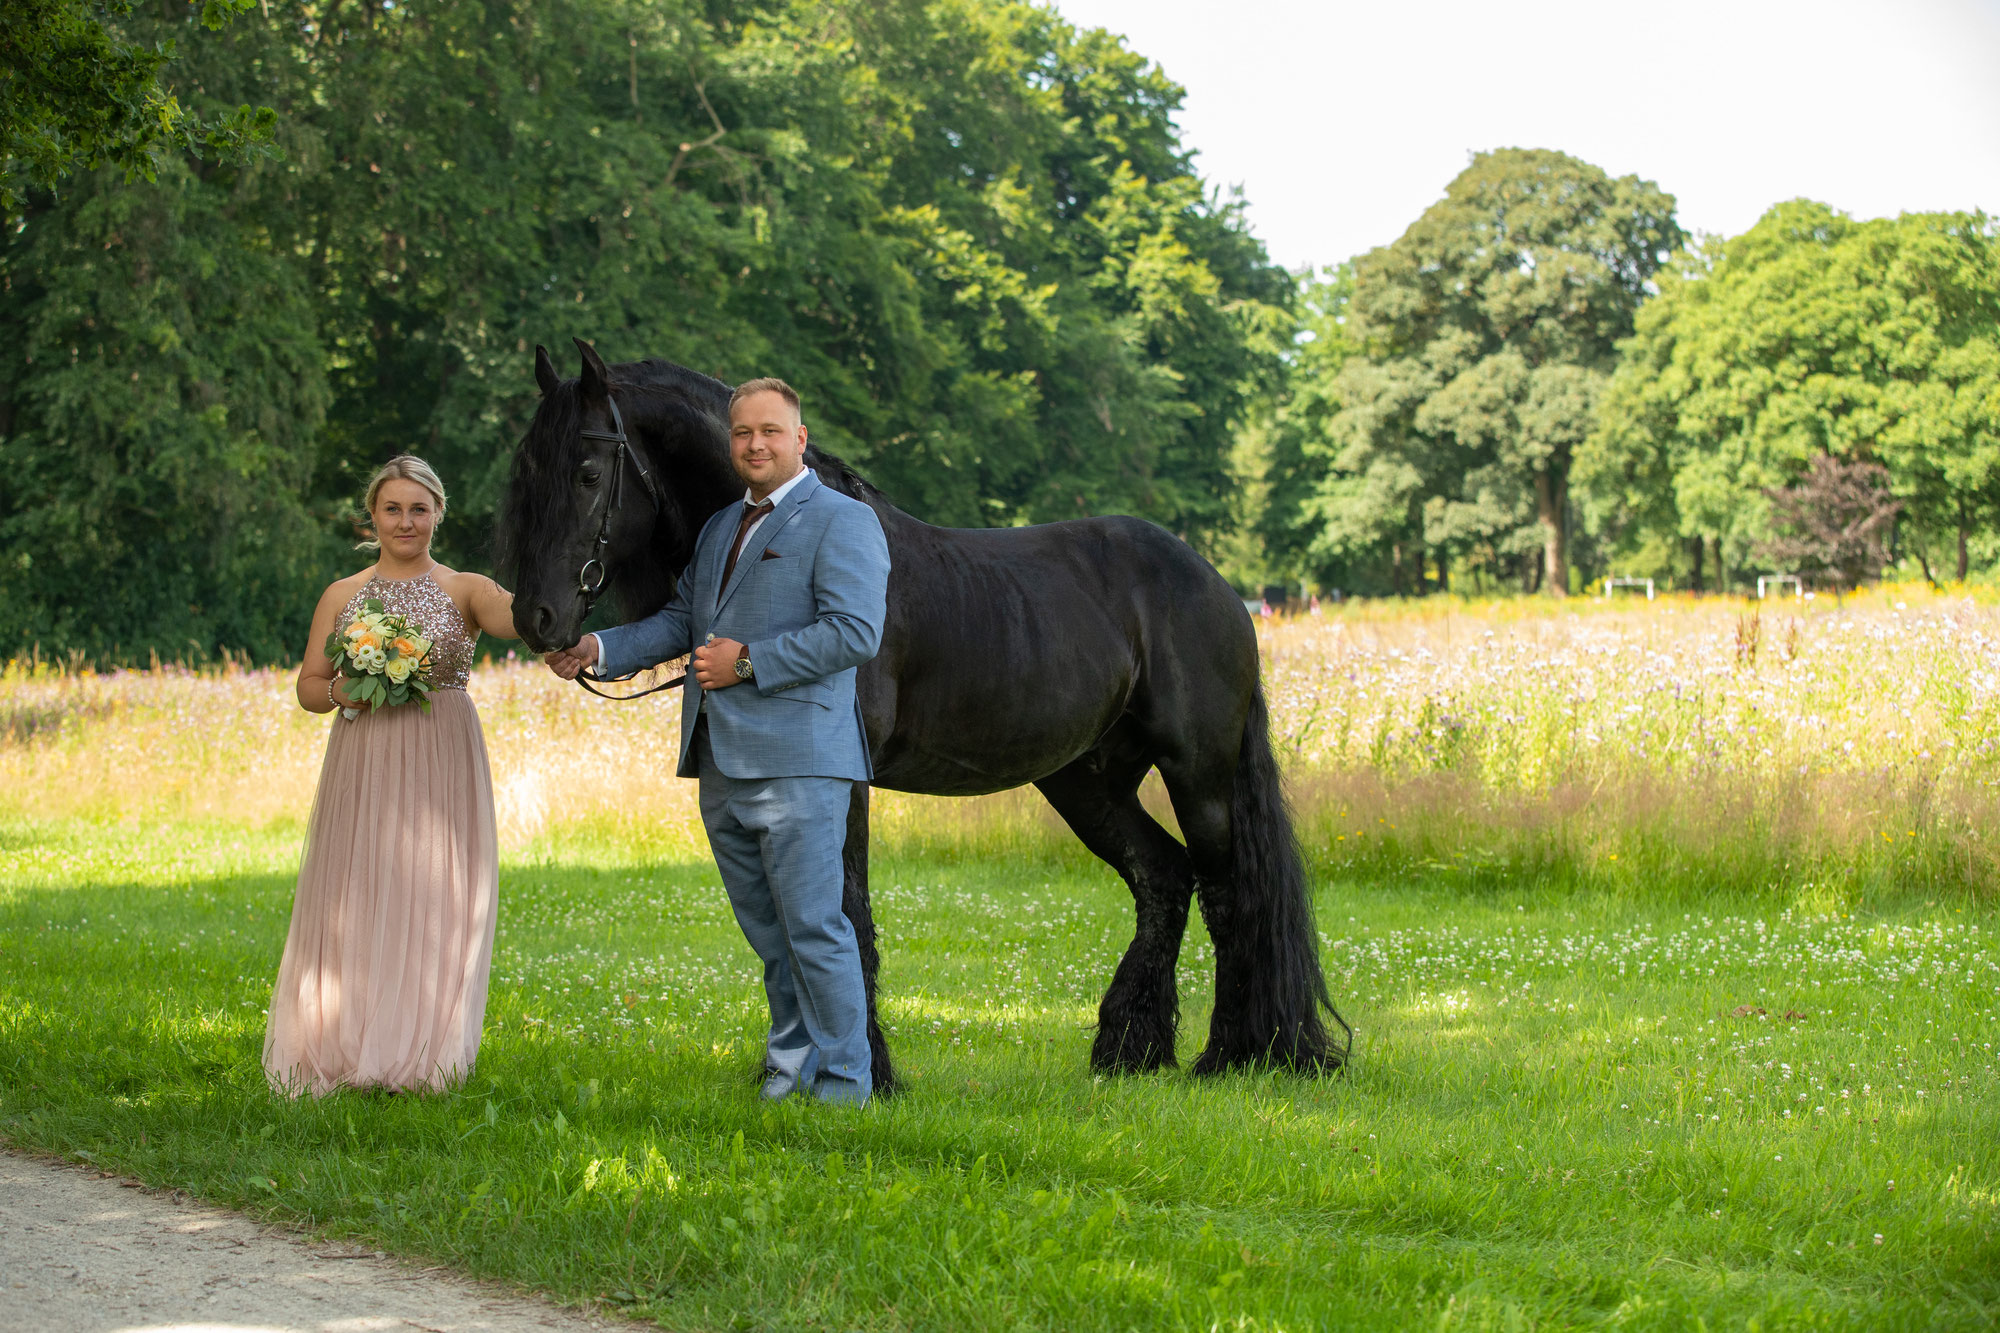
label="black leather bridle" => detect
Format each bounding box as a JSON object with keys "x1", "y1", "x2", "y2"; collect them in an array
[{"x1": 571, "y1": 392, "x2": 686, "y2": 702}]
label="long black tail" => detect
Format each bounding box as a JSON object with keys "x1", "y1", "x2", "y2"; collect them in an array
[{"x1": 1194, "y1": 681, "x2": 1351, "y2": 1074}]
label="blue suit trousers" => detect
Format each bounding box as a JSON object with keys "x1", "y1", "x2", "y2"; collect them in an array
[{"x1": 695, "y1": 729, "x2": 871, "y2": 1102}]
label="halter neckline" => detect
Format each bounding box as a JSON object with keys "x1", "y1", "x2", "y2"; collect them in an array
[{"x1": 369, "y1": 563, "x2": 437, "y2": 585}]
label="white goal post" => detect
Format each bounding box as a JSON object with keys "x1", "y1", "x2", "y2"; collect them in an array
[
  {"x1": 1601, "y1": 576, "x2": 1655, "y2": 601},
  {"x1": 1757, "y1": 574, "x2": 1804, "y2": 600}
]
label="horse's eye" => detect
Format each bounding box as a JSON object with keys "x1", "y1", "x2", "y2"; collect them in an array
[{"x1": 578, "y1": 468, "x2": 601, "y2": 487}]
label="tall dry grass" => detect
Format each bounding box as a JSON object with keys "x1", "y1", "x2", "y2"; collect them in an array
[
  {"x1": 1260, "y1": 586, "x2": 2000, "y2": 896},
  {"x1": 4, "y1": 584, "x2": 1996, "y2": 894}
]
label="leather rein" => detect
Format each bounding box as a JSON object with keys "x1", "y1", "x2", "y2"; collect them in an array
[{"x1": 572, "y1": 393, "x2": 687, "y2": 702}]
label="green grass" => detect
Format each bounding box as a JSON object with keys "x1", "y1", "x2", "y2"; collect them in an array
[{"x1": 2, "y1": 815, "x2": 1997, "y2": 1331}]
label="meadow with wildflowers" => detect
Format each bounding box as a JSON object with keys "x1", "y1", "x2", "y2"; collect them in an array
[{"x1": 2, "y1": 588, "x2": 1996, "y2": 1329}]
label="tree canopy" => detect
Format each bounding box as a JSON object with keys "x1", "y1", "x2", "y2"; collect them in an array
[
  {"x1": 1579, "y1": 201, "x2": 2000, "y2": 585},
  {"x1": 0, "y1": 0, "x2": 1287, "y2": 663},
  {"x1": 1266, "y1": 148, "x2": 1682, "y2": 596},
  {"x1": 0, "y1": 0, "x2": 274, "y2": 221},
  {"x1": 6, "y1": 4, "x2": 1996, "y2": 657}
]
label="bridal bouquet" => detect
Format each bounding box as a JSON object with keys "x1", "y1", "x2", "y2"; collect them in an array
[{"x1": 326, "y1": 600, "x2": 434, "y2": 717}]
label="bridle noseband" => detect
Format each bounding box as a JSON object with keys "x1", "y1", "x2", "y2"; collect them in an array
[{"x1": 571, "y1": 391, "x2": 684, "y2": 702}]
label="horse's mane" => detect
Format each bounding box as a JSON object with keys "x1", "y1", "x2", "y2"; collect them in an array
[
  {"x1": 498, "y1": 355, "x2": 888, "y2": 576},
  {"x1": 615, "y1": 357, "x2": 890, "y2": 507},
  {"x1": 806, "y1": 445, "x2": 885, "y2": 503}
]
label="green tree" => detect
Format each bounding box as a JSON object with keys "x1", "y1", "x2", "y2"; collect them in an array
[
  {"x1": 0, "y1": 159, "x2": 333, "y2": 660},
  {"x1": 1288, "y1": 149, "x2": 1681, "y2": 595},
  {"x1": 0, "y1": 0, "x2": 273, "y2": 221},
  {"x1": 1253, "y1": 265, "x2": 1369, "y2": 587},
  {"x1": 0, "y1": 0, "x2": 1285, "y2": 662},
  {"x1": 1581, "y1": 202, "x2": 2000, "y2": 585}
]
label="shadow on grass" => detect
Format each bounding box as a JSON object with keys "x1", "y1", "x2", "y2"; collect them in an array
[{"x1": 4, "y1": 844, "x2": 1995, "y2": 1330}]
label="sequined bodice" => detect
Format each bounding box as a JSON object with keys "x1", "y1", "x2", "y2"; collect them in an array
[{"x1": 337, "y1": 570, "x2": 476, "y2": 690}]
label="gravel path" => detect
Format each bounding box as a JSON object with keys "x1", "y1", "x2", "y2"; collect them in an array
[{"x1": 0, "y1": 1151, "x2": 612, "y2": 1332}]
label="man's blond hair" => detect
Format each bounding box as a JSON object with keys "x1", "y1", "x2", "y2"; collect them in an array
[{"x1": 730, "y1": 377, "x2": 801, "y2": 418}]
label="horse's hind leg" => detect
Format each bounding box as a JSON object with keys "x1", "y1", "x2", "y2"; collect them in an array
[
  {"x1": 842, "y1": 783, "x2": 896, "y2": 1095},
  {"x1": 1036, "y1": 748, "x2": 1195, "y2": 1073},
  {"x1": 1161, "y1": 685, "x2": 1339, "y2": 1075}
]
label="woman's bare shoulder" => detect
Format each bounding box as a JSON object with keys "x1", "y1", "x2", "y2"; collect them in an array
[{"x1": 434, "y1": 566, "x2": 504, "y2": 596}]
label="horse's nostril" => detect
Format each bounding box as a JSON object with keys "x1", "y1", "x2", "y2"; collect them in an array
[{"x1": 531, "y1": 603, "x2": 556, "y2": 646}]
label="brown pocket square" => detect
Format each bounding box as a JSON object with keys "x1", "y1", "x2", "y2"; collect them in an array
[{"x1": 761, "y1": 549, "x2": 782, "y2": 560}]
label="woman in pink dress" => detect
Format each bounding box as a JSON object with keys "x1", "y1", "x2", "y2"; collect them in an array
[{"x1": 264, "y1": 455, "x2": 519, "y2": 1096}]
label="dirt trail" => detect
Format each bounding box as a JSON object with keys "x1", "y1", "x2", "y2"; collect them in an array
[{"x1": 0, "y1": 1151, "x2": 610, "y2": 1332}]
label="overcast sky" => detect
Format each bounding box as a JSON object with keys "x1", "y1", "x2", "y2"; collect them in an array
[{"x1": 1049, "y1": 0, "x2": 2000, "y2": 273}]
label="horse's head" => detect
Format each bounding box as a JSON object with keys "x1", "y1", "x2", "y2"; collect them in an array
[{"x1": 500, "y1": 339, "x2": 731, "y2": 653}]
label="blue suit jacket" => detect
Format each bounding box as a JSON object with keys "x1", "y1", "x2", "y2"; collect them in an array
[{"x1": 595, "y1": 471, "x2": 889, "y2": 781}]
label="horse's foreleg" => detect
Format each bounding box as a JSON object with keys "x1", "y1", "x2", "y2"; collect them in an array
[
  {"x1": 1037, "y1": 762, "x2": 1195, "y2": 1074},
  {"x1": 842, "y1": 782, "x2": 895, "y2": 1095}
]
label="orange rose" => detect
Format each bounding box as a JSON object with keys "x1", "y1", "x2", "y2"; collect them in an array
[{"x1": 392, "y1": 636, "x2": 419, "y2": 657}]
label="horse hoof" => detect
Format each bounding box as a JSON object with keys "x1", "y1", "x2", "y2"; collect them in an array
[
  {"x1": 1190, "y1": 1041, "x2": 1249, "y2": 1076},
  {"x1": 1190, "y1": 1040, "x2": 1344, "y2": 1077},
  {"x1": 1089, "y1": 1034, "x2": 1177, "y2": 1075}
]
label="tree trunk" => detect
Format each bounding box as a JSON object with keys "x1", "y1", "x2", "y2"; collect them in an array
[
  {"x1": 1689, "y1": 536, "x2": 1705, "y2": 594},
  {"x1": 1713, "y1": 536, "x2": 1727, "y2": 595},
  {"x1": 1437, "y1": 548, "x2": 1451, "y2": 594},
  {"x1": 1958, "y1": 505, "x2": 1971, "y2": 582},
  {"x1": 1391, "y1": 542, "x2": 1405, "y2": 597},
  {"x1": 1522, "y1": 549, "x2": 1542, "y2": 594},
  {"x1": 1535, "y1": 470, "x2": 1568, "y2": 597}
]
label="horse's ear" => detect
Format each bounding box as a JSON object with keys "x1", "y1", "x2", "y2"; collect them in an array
[
  {"x1": 534, "y1": 344, "x2": 560, "y2": 397},
  {"x1": 573, "y1": 337, "x2": 610, "y2": 398}
]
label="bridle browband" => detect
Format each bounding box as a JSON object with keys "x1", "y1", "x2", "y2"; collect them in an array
[{"x1": 571, "y1": 390, "x2": 686, "y2": 702}]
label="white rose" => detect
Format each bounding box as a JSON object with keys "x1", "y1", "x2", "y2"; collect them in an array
[{"x1": 385, "y1": 656, "x2": 414, "y2": 684}]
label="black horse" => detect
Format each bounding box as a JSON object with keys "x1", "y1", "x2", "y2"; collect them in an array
[{"x1": 501, "y1": 340, "x2": 1346, "y2": 1091}]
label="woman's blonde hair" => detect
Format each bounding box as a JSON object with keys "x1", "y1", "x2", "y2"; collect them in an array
[{"x1": 357, "y1": 454, "x2": 448, "y2": 550}]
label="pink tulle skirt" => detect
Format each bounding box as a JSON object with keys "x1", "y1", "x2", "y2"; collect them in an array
[{"x1": 263, "y1": 689, "x2": 498, "y2": 1096}]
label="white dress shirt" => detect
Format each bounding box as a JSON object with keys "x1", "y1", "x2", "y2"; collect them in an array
[
  {"x1": 588, "y1": 464, "x2": 813, "y2": 669},
  {"x1": 734, "y1": 464, "x2": 812, "y2": 552}
]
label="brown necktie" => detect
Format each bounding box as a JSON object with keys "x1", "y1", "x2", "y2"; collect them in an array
[{"x1": 718, "y1": 499, "x2": 774, "y2": 603}]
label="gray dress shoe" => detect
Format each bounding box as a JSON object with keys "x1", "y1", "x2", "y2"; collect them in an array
[
  {"x1": 759, "y1": 1069, "x2": 803, "y2": 1101},
  {"x1": 812, "y1": 1073, "x2": 870, "y2": 1106}
]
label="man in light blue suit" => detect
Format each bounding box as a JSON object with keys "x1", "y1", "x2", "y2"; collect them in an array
[{"x1": 546, "y1": 378, "x2": 890, "y2": 1105}]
